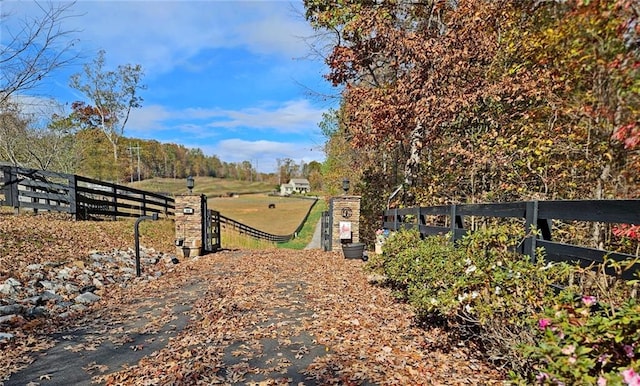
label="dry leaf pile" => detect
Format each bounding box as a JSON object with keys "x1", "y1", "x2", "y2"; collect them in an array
[{"x1": 1, "y1": 214, "x2": 505, "y2": 385}]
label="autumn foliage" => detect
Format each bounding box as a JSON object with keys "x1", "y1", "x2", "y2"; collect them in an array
[{"x1": 307, "y1": 0, "x2": 640, "y2": 210}]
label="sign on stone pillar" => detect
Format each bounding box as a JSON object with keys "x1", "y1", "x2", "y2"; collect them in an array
[
  {"x1": 174, "y1": 194, "x2": 206, "y2": 257},
  {"x1": 330, "y1": 195, "x2": 361, "y2": 252}
]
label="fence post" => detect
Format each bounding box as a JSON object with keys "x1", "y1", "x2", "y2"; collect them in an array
[
  {"x1": 524, "y1": 200, "x2": 539, "y2": 261},
  {"x1": 393, "y1": 208, "x2": 399, "y2": 230},
  {"x1": 111, "y1": 185, "x2": 117, "y2": 221},
  {"x1": 68, "y1": 175, "x2": 78, "y2": 220},
  {"x1": 450, "y1": 205, "x2": 457, "y2": 243},
  {"x1": 2, "y1": 166, "x2": 16, "y2": 208}
]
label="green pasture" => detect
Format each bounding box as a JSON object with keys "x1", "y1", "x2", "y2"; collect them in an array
[
  {"x1": 130, "y1": 177, "x2": 324, "y2": 245},
  {"x1": 129, "y1": 177, "x2": 275, "y2": 197}
]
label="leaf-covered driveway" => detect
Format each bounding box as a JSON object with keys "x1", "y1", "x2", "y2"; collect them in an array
[{"x1": 5, "y1": 249, "x2": 504, "y2": 385}]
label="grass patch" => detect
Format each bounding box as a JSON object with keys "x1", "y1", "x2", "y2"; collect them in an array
[
  {"x1": 277, "y1": 199, "x2": 327, "y2": 250},
  {"x1": 129, "y1": 177, "x2": 275, "y2": 197},
  {"x1": 210, "y1": 194, "x2": 317, "y2": 235},
  {"x1": 221, "y1": 229, "x2": 277, "y2": 250}
]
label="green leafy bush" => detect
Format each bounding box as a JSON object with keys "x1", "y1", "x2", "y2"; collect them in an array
[
  {"x1": 369, "y1": 226, "x2": 572, "y2": 373},
  {"x1": 368, "y1": 226, "x2": 640, "y2": 380}
]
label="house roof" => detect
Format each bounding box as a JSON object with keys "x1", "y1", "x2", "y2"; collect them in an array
[{"x1": 289, "y1": 178, "x2": 310, "y2": 186}]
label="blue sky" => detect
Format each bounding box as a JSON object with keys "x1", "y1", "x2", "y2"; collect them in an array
[{"x1": 3, "y1": 0, "x2": 339, "y2": 173}]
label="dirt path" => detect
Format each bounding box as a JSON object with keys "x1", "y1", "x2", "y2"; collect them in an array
[{"x1": 4, "y1": 249, "x2": 504, "y2": 385}]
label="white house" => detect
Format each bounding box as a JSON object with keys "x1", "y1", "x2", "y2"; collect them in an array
[{"x1": 280, "y1": 178, "x2": 311, "y2": 196}]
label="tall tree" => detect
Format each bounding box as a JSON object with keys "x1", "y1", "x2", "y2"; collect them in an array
[{"x1": 69, "y1": 50, "x2": 145, "y2": 164}]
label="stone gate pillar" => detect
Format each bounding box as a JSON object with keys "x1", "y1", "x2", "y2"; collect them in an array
[
  {"x1": 174, "y1": 194, "x2": 206, "y2": 257},
  {"x1": 330, "y1": 195, "x2": 361, "y2": 252}
]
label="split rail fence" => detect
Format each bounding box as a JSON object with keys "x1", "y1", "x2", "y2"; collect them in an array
[
  {"x1": 219, "y1": 197, "x2": 319, "y2": 243},
  {"x1": 382, "y1": 200, "x2": 640, "y2": 280}
]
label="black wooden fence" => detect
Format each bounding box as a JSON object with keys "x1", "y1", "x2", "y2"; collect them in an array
[
  {"x1": 219, "y1": 197, "x2": 319, "y2": 243},
  {"x1": 382, "y1": 200, "x2": 640, "y2": 280},
  {"x1": 1, "y1": 166, "x2": 175, "y2": 220}
]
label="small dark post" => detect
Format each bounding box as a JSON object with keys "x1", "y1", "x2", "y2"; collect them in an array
[
  {"x1": 134, "y1": 213, "x2": 159, "y2": 277},
  {"x1": 187, "y1": 176, "x2": 194, "y2": 193},
  {"x1": 342, "y1": 178, "x2": 350, "y2": 195}
]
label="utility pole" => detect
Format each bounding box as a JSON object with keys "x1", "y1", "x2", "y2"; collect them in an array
[
  {"x1": 136, "y1": 142, "x2": 141, "y2": 182},
  {"x1": 128, "y1": 143, "x2": 141, "y2": 182},
  {"x1": 128, "y1": 145, "x2": 134, "y2": 183}
]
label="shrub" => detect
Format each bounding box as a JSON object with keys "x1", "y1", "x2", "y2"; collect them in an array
[
  {"x1": 370, "y1": 226, "x2": 572, "y2": 373},
  {"x1": 519, "y1": 294, "x2": 640, "y2": 385},
  {"x1": 369, "y1": 226, "x2": 640, "y2": 379}
]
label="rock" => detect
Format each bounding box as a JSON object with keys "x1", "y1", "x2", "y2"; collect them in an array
[
  {"x1": 56, "y1": 268, "x2": 72, "y2": 280},
  {"x1": 92, "y1": 278, "x2": 104, "y2": 288},
  {"x1": 70, "y1": 304, "x2": 87, "y2": 312},
  {"x1": 26, "y1": 264, "x2": 43, "y2": 271},
  {"x1": 65, "y1": 283, "x2": 79, "y2": 293},
  {"x1": 40, "y1": 291, "x2": 62, "y2": 303},
  {"x1": 143, "y1": 257, "x2": 159, "y2": 265},
  {"x1": 26, "y1": 306, "x2": 47, "y2": 317},
  {"x1": 79, "y1": 285, "x2": 97, "y2": 294},
  {"x1": 5, "y1": 278, "x2": 21, "y2": 287},
  {"x1": 19, "y1": 296, "x2": 43, "y2": 306},
  {"x1": 39, "y1": 281, "x2": 54, "y2": 290},
  {"x1": 72, "y1": 260, "x2": 86, "y2": 269},
  {"x1": 0, "y1": 332, "x2": 14, "y2": 342},
  {"x1": 77, "y1": 274, "x2": 91, "y2": 284},
  {"x1": 0, "y1": 283, "x2": 16, "y2": 296},
  {"x1": 0, "y1": 314, "x2": 24, "y2": 325},
  {"x1": 120, "y1": 267, "x2": 135, "y2": 275},
  {"x1": 0, "y1": 304, "x2": 24, "y2": 316},
  {"x1": 75, "y1": 292, "x2": 100, "y2": 304}
]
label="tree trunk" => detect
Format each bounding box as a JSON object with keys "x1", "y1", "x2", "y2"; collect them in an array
[{"x1": 403, "y1": 121, "x2": 425, "y2": 206}]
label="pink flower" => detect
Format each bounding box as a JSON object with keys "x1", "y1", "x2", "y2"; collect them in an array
[
  {"x1": 622, "y1": 368, "x2": 640, "y2": 386},
  {"x1": 538, "y1": 318, "x2": 552, "y2": 330},
  {"x1": 536, "y1": 372, "x2": 550, "y2": 382},
  {"x1": 623, "y1": 344, "x2": 635, "y2": 358},
  {"x1": 598, "y1": 377, "x2": 607, "y2": 386},
  {"x1": 561, "y1": 345, "x2": 576, "y2": 355},
  {"x1": 582, "y1": 295, "x2": 596, "y2": 307}
]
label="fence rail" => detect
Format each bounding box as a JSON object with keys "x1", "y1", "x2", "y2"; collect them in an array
[
  {"x1": 383, "y1": 200, "x2": 640, "y2": 280},
  {"x1": 219, "y1": 197, "x2": 319, "y2": 243},
  {"x1": 1, "y1": 165, "x2": 175, "y2": 220}
]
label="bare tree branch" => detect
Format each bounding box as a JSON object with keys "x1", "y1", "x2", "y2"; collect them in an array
[{"x1": 0, "y1": 1, "x2": 80, "y2": 106}]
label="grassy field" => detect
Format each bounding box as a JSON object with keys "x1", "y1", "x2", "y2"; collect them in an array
[
  {"x1": 130, "y1": 177, "x2": 323, "y2": 245},
  {"x1": 129, "y1": 176, "x2": 275, "y2": 197},
  {"x1": 210, "y1": 195, "x2": 318, "y2": 234}
]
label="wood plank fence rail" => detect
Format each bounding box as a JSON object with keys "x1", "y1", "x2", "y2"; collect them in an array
[
  {"x1": 1, "y1": 166, "x2": 175, "y2": 220},
  {"x1": 219, "y1": 198, "x2": 319, "y2": 243},
  {"x1": 382, "y1": 200, "x2": 640, "y2": 280}
]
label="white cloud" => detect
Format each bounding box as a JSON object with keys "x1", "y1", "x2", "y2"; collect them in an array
[
  {"x1": 126, "y1": 104, "x2": 173, "y2": 132},
  {"x1": 29, "y1": 1, "x2": 316, "y2": 76},
  {"x1": 200, "y1": 138, "x2": 324, "y2": 173},
  {"x1": 205, "y1": 99, "x2": 324, "y2": 133},
  {"x1": 127, "y1": 98, "x2": 325, "y2": 136}
]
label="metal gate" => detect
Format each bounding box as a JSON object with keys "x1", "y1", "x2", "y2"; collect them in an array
[
  {"x1": 204, "y1": 209, "x2": 221, "y2": 252},
  {"x1": 320, "y1": 210, "x2": 332, "y2": 251}
]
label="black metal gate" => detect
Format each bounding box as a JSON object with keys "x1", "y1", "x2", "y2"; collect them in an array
[
  {"x1": 204, "y1": 209, "x2": 221, "y2": 252},
  {"x1": 320, "y1": 210, "x2": 332, "y2": 251}
]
